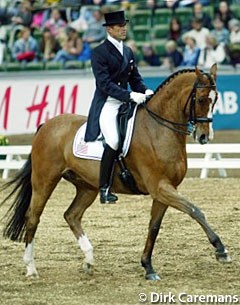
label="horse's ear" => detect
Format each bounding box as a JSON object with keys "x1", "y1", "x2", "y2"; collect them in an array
[
  {"x1": 195, "y1": 66, "x2": 204, "y2": 82},
  {"x1": 210, "y1": 63, "x2": 217, "y2": 80}
]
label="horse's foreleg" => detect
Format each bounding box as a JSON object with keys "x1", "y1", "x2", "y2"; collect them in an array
[
  {"x1": 155, "y1": 182, "x2": 231, "y2": 264},
  {"x1": 64, "y1": 187, "x2": 98, "y2": 275},
  {"x1": 141, "y1": 200, "x2": 168, "y2": 280}
]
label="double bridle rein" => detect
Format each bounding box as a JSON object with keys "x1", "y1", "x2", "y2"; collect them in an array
[{"x1": 142, "y1": 72, "x2": 217, "y2": 136}]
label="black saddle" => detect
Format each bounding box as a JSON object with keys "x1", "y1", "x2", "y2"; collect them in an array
[
  {"x1": 117, "y1": 102, "x2": 143, "y2": 194},
  {"x1": 117, "y1": 102, "x2": 136, "y2": 151}
]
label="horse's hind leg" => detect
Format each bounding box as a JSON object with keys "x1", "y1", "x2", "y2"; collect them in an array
[
  {"x1": 24, "y1": 174, "x2": 61, "y2": 278},
  {"x1": 63, "y1": 183, "x2": 97, "y2": 275}
]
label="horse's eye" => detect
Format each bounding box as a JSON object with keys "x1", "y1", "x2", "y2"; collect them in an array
[{"x1": 198, "y1": 97, "x2": 205, "y2": 104}]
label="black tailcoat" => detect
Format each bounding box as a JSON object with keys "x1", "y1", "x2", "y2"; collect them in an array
[{"x1": 84, "y1": 39, "x2": 147, "y2": 142}]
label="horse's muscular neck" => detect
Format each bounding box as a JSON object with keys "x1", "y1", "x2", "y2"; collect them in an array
[
  {"x1": 134, "y1": 73, "x2": 197, "y2": 187},
  {"x1": 148, "y1": 73, "x2": 196, "y2": 125}
]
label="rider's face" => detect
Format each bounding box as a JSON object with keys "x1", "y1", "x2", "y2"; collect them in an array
[{"x1": 107, "y1": 23, "x2": 128, "y2": 41}]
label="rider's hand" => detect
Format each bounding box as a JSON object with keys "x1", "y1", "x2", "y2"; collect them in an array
[
  {"x1": 130, "y1": 92, "x2": 147, "y2": 104},
  {"x1": 145, "y1": 89, "x2": 154, "y2": 96}
]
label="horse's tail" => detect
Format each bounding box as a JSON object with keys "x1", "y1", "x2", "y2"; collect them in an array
[
  {"x1": 0, "y1": 124, "x2": 44, "y2": 242},
  {"x1": 0, "y1": 154, "x2": 32, "y2": 242}
]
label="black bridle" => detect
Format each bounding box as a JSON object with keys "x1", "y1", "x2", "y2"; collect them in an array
[{"x1": 142, "y1": 72, "x2": 217, "y2": 136}]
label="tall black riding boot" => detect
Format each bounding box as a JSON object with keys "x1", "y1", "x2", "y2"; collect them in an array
[{"x1": 99, "y1": 144, "x2": 118, "y2": 204}]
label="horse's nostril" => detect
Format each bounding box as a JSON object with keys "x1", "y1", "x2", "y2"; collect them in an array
[{"x1": 199, "y1": 134, "x2": 208, "y2": 145}]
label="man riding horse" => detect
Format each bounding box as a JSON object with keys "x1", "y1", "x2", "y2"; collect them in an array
[{"x1": 84, "y1": 10, "x2": 153, "y2": 204}]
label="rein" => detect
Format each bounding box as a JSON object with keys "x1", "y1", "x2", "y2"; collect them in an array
[{"x1": 143, "y1": 72, "x2": 216, "y2": 136}]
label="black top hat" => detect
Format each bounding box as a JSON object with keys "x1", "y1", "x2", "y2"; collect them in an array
[{"x1": 102, "y1": 10, "x2": 129, "y2": 26}]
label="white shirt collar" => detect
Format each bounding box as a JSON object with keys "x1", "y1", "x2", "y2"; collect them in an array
[{"x1": 107, "y1": 34, "x2": 123, "y2": 55}]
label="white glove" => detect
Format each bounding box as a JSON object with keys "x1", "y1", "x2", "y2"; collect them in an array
[
  {"x1": 145, "y1": 89, "x2": 154, "y2": 96},
  {"x1": 130, "y1": 92, "x2": 147, "y2": 104}
]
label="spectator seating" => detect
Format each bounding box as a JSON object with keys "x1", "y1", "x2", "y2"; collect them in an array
[
  {"x1": 153, "y1": 39, "x2": 168, "y2": 58},
  {"x1": 174, "y1": 7, "x2": 192, "y2": 26},
  {"x1": 4, "y1": 62, "x2": 23, "y2": 72},
  {"x1": 64, "y1": 60, "x2": 84, "y2": 69},
  {"x1": 0, "y1": 2, "x2": 239, "y2": 71},
  {"x1": 203, "y1": 5, "x2": 214, "y2": 19},
  {"x1": 129, "y1": 10, "x2": 152, "y2": 28},
  {"x1": 152, "y1": 24, "x2": 169, "y2": 39},
  {"x1": 131, "y1": 25, "x2": 151, "y2": 42},
  {"x1": 153, "y1": 8, "x2": 172, "y2": 26},
  {"x1": 45, "y1": 61, "x2": 63, "y2": 70},
  {"x1": 230, "y1": 4, "x2": 240, "y2": 19},
  {"x1": 22, "y1": 62, "x2": 45, "y2": 71}
]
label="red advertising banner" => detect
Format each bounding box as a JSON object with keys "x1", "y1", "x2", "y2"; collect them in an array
[{"x1": 0, "y1": 78, "x2": 95, "y2": 135}]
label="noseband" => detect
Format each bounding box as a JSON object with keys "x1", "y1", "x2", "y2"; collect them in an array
[
  {"x1": 143, "y1": 72, "x2": 217, "y2": 136},
  {"x1": 183, "y1": 72, "x2": 217, "y2": 134}
]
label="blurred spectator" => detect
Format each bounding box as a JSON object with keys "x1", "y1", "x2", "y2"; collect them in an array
[
  {"x1": 45, "y1": 0, "x2": 61, "y2": 4},
  {"x1": 70, "y1": 6, "x2": 95, "y2": 33},
  {"x1": 31, "y1": 8, "x2": 47, "y2": 30},
  {"x1": 158, "y1": 0, "x2": 210, "y2": 9},
  {"x1": 198, "y1": 34, "x2": 226, "y2": 68},
  {"x1": 43, "y1": 8, "x2": 67, "y2": 38},
  {"x1": 215, "y1": 1, "x2": 235, "y2": 29},
  {"x1": 191, "y1": 2, "x2": 212, "y2": 29},
  {"x1": 0, "y1": 2, "x2": 17, "y2": 25},
  {"x1": 211, "y1": 17, "x2": 229, "y2": 45},
  {"x1": 228, "y1": 18, "x2": 240, "y2": 44},
  {"x1": 168, "y1": 17, "x2": 183, "y2": 46},
  {"x1": 162, "y1": 40, "x2": 183, "y2": 69},
  {"x1": 140, "y1": 43, "x2": 160, "y2": 66},
  {"x1": 82, "y1": 9, "x2": 106, "y2": 44},
  {"x1": 11, "y1": 0, "x2": 33, "y2": 27},
  {"x1": 178, "y1": 0, "x2": 210, "y2": 7},
  {"x1": 226, "y1": 18, "x2": 240, "y2": 66},
  {"x1": 125, "y1": 39, "x2": 142, "y2": 64},
  {"x1": 65, "y1": 6, "x2": 81, "y2": 23},
  {"x1": 146, "y1": 0, "x2": 155, "y2": 9},
  {"x1": 11, "y1": 26, "x2": 39, "y2": 62},
  {"x1": 180, "y1": 35, "x2": 200, "y2": 66},
  {"x1": 53, "y1": 26, "x2": 84, "y2": 64},
  {"x1": 81, "y1": 0, "x2": 106, "y2": 5},
  {"x1": 39, "y1": 27, "x2": 60, "y2": 62},
  {"x1": 183, "y1": 17, "x2": 210, "y2": 50},
  {"x1": 0, "y1": 32, "x2": 5, "y2": 64},
  {"x1": 162, "y1": 0, "x2": 179, "y2": 10}
]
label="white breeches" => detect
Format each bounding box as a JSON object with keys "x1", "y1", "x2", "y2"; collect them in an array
[{"x1": 99, "y1": 97, "x2": 122, "y2": 150}]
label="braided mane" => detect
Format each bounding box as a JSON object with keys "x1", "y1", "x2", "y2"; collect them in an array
[{"x1": 154, "y1": 68, "x2": 196, "y2": 93}]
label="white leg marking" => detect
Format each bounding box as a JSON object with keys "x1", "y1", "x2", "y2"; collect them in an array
[
  {"x1": 23, "y1": 240, "x2": 38, "y2": 277},
  {"x1": 78, "y1": 234, "x2": 94, "y2": 266},
  {"x1": 208, "y1": 90, "x2": 215, "y2": 141}
]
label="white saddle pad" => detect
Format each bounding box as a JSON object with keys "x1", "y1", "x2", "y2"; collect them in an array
[{"x1": 73, "y1": 105, "x2": 138, "y2": 160}]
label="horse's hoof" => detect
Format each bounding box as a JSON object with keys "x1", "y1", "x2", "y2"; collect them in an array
[
  {"x1": 216, "y1": 250, "x2": 232, "y2": 263},
  {"x1": 145, "y1": 273, "x2": 161, "y2": 281},
  {"x1": 26, "y1": 272, "x2": 39, "y2": 279},
  {"x1": 83, "y1": 262, "x2": 94, "y2": 275}
]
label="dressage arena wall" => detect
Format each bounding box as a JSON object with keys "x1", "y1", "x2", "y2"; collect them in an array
[{"x1": 0, "y1": 68, "x2": 240, "y2": 135}]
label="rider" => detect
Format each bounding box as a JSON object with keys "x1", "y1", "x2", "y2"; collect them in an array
[{"x1": 84, "y1": 10, "x2": 153, "y2": 204}]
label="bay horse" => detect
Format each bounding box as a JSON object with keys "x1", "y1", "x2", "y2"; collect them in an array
[{"x1": 0, "y1": 64, "x2": 231, "y2": 281}]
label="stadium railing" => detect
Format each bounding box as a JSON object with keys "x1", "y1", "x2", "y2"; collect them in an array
[{"x1": 0, "y1": 144, "x2": 240, "y2": 179}]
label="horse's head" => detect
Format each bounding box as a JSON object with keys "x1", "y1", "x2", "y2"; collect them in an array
[{"x1": 187, "y1": 64, "x2": 218, "y2": 144}]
